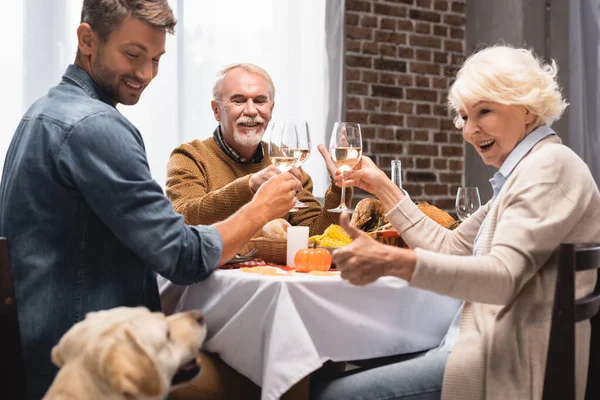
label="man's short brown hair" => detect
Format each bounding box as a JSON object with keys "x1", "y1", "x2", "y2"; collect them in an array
[{"x1": 81, "y1": 0, "x2": 176, "y2": 41}]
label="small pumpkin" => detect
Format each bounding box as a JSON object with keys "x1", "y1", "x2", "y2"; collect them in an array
[{"x1": 294, "y1": 247, "x2": 332, "y2": 272}]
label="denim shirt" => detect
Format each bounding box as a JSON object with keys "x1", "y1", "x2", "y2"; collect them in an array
[{"x1": 0, "y1": 64, "x2": 223, "y2": 399}]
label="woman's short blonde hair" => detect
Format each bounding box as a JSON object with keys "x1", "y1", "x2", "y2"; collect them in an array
[
  {"x1": 212, "y1": 63, "x2": 275, "y2": 103},
  {"x1": 448, "y1": 45, "x2": 568, "y2": 129}
]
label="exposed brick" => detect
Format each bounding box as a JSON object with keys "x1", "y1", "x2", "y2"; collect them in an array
[
  {"x1": 445, "y1": 39, "x2": 464, "y2": 53},
  {"x1": 434, "y1": 51, "x2": 448, "y2": 63},
  {"x1": 395, "y1": 128, "x2": 413, "y2": 141},
  {"x1": 416, "y1": 22, "x2": 431, "y2": 34},
  {"x1": 347, "y1": 96, "x2": 362, "y2": 110},
  {"x1": 433, "y1": 0, "x2": 448, "y2": 11},
  {"x1": 409, "y1": 34, "x2": 442, "y2": 49},
  {"x1": 410, "y1": 62, "x2": 441, "y2": 75},
  {"x1": 417, "y1": 0, "x2": 433, "y2": 8},
  {"x1": 407, "y1": 171, "x2": 437, "y2": 182},
  {"x1": 451, "y1": 53, "x2": 465, "y2": 65},
  {"x1": 452, "y1": 1, "x2": 466, "y2": 13},
  {"x1": 376, "y1": 31, "x2": 407, "y2": 45},
  {"x1": 371, "y1": 113, "x2": 405, "y2": 126},
  {"x1": 381, "y1": 18, "x2": 396, "y2": 30},
  {"x1": 390, "y1": 0, "x2": 415, "y2": 5},
  {"x1": 416, "y1": 157, "x2": 432, "y2": 168},
  {"x1": 347, "y1": 55, "x2": 372, "y2": 68},
  {"x1": 346, "y1": 40, "x2": 361, "y2": 53},
  {"x1": 363, "y1": 42, "x2": 378, "y2": 55},
  {"x1": 415, "y1": 49, "x2": 432, "y2": 61},
  {"x1": 362, "y1": 70, "x2": 379, "y2": 83},
  {"x1": 440, "y1": 119, "x2": 456, "y2": 130},
  {"x1": 362, "y1": 15, "x2": 379, "y2": 28},
  {"x1": 432, "y1": 198, "x2": 456, "y2": 210},
  {"x1": 415, "y1": 75, "x2": 430, "y2": 87},
  {"x1": 397, "y1": 46, "x2": 415, "y2": 58},
  {"x1": 346, "y1": 69, "x2": 361, "y2": 81},
  {"x1": 380, "y1": 72, "x2": 396, "y2": 84},
  {"x1": 433, "y1": 25, "x2": 448, "y2": 37},
  {"x1": 441, "y1": 145, "x2": 464, "y2": 157},
  {"x1": 406, "y1": 88, "x2": 437, "y2": 102},
  {"x1": 396, "y1": 74, "x2": 413, "y2": 86},
  {"x1": 364, "y1": 98, "x2": 381, "y2": 111},
  {"x1": 348, "y1": 82, "x2": 369, "y2": 95},
  {"x1": 449, "y1": 159, "x2": 463, "y2": 170},
  {"x1": 434, "y1": 158, "x2": 448, "y2": 169},
  {"x1": 371, "y1": 141, "x2": 404, "y2": 153},
  {"x1": 450, "y1": 27, "x2": 464, "y2": 39},
  {"x1": 374, "y1": 58, "x2": 407, "y2": 72},
  {"x1": 416, "y1": 103, "x2": 431, "y2": 114},
  {"x1": 424, "y1": 184, "x2": 448, "y2": 195},
  {"x1": 374, "y1": 3, "x2": 408, "y2": 17},
  {"x1": 432, "y1": 76, "x2": 447, "y2": 89},
  {"x1": 347, "y1": 26, "x2": 373, "y2": 40},
  {"x1": 346, "y1": 111, "x2": 370, "y2": 124},
  {"x1": 346, "y1": 0, "x2": 372, "y2": 12},
  {"x1": 407, "y1": 116, "x2": 438, "y2": 128},
  {"x1": 409, "y1": 9, "x2": 441, "y2": 23},
  {"x1": 440, "y1": 172, "x2": 462, "y2": 183},
  {"x1": 397, "y1": 19, "x2": 415, "y2": 32},
  {"x1": 408, "y1": 143, "x2": 439, "y2": 156},
  {"x1": 361, "y1": 127, "x2": 376, "y2": 139},
  {"x1": 434, "y1": 105, "x2": 449, "y2": 117},
  {"x1": 434, "y1": 132, "x2": 448, "y2": 142},
  {"x1": 372, "y1": 85, "x2": 404, "y2": 99},
  {"x1": 403, "y1": 184, "x2": 423, "y2": 196},
  {"x1": 449, "y1": 132, "x2": 463, "y2": 143},
  {"x1": 444, "y1": 14, "x2": 465, "y2": 26},
  {"x1": 414, "y1": 130, "x2": 429, "y2": 141},
  {"x1": 397, "y1": 102, "x2": 414, "y2": 114},
  {"x1": 346, "y1": 13, "x2": 359, "y2": 26},
  {"x1": 377, "y1": 127, "x2": 396, "y2": 140},
  {"x1": 380, "y1": 44, "x2": 396, "y2": 57},
  {"x1": 382, "y1": 99, "x2": 398, "y2": 112}
]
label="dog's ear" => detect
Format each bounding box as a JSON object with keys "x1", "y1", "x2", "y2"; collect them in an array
[{"x1": 102, "y1": 327, "x2": 163, "y2": 397}]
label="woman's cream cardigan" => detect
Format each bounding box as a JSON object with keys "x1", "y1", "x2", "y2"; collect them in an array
[{"x1": 388, "y1": 136, "x2": 600, "y2": 400}]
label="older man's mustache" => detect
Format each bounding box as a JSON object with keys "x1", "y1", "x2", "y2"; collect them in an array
[{"x1": 236, "y1": 116, "x2": 265, "y2": 126}]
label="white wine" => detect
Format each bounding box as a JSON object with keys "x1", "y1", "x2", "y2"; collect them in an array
[
  {"x1": 270, "y1": 156, "x2": 297, "y2": 172},
  {"x1": 280, "y1": 148, "x2": 310, "y2": 166},
  {"x1": 331, "y1": 146, "x2": 362, "y2": 170}
]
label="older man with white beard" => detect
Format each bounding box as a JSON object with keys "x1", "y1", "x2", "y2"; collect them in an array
[{"x1": 166, "y1": 63, "x2": 350, "y2": 235}]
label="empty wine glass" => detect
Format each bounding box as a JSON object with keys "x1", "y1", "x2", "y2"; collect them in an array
[
  {"x1": 455, "y1": 187, "x2": 481, "y2": 221},
  {"x1": 267, "y1": 120, "x2": 311, "y2": 210},
  {"x1": 327, "y1": 122, "x2": 363, "y2": 213}
]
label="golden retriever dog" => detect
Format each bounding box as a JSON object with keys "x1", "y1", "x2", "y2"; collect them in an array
[{"x1": 43, "y1": 306, "x2": 206, "y2": 399}]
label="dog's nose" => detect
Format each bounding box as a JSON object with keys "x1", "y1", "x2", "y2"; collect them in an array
[{"x1": 190, "y1": 310, "x2": 205, "y2": 325}]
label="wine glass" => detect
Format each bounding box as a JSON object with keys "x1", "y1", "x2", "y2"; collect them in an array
[
  {"x1": 267, "y1": 120, "x2": 312, "y2": 210},
  {"x1": 327, "y1": 122, "x2": 363, "y2": 213},
  {"x1": 455, "y1": 187, "x2": 481, "y2": 221}
]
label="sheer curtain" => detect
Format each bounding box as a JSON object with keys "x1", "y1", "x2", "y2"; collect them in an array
[
  {"x1": 0, "y1": 0, "x2": 344, "y2": 197},
  {"x1": 569, "y1": 0, "x2": 600, "y2": 186}
]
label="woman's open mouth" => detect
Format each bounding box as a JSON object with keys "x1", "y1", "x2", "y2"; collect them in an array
[{"x1": 479, "y1": 139, "x2": 495, "y2": 152}]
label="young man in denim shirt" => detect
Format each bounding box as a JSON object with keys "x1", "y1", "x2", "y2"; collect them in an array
[{"x1": 0, "y1": 1, "x2": 301, "y2": 398}]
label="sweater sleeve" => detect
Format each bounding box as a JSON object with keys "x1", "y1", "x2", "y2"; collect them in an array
[
  {"x1": 386, "y1": 196, "x2": 489, "y2": 255},
  {"x1": 286, "y1": 170, "x2": 351, "y2": 236},
  {"x1": 166, "y1": 146, "x2": 255, "y2": 226},
  {"x1": 409, "y1": 147, "x2": 596, "y2": 305}
]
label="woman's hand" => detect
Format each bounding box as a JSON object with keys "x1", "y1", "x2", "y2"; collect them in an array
[
  {"x1": 333, "y1": 213, "x2": 417, "y2": 285},
  {"x1": 334, "y1": 156, "x2": 389, "y2": 195}
]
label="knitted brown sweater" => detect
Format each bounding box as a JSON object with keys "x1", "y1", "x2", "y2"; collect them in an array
[{"x1": 166, "y1": 137, "x2": 349, "y2": 236}]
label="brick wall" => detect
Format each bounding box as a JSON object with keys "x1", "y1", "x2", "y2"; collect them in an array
[{"x1": 344, "y1": 0, "x2": 466, "y2": 213}]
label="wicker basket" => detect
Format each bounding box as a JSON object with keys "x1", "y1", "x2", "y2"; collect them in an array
[
  {"x1": 241, "y1": 237, "x2": 287, "y2": 265},
  {"x1": 367, "y1": 231, "x2": 407, "y2": 248}
]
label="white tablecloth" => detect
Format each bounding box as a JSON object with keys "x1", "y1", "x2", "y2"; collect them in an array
[{"x1": 158, "y1": 270, "x2": 460, "y2": 400}]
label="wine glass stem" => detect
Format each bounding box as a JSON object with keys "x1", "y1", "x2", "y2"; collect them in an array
[{"x1": 339, "y1": 175, "x2": 347, "y2": 209}]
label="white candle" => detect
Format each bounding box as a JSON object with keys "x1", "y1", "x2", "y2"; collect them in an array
[{"x1": 286, "y1": 226, "x2": 309, "y2": 267}]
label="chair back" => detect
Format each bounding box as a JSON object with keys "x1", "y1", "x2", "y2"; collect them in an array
[
  {"x1": 543, "y1": 243, "x2": 600, "y2": 400},
  {"x1": 0, "y1": 237, "x2": 27, "y2": 398}
]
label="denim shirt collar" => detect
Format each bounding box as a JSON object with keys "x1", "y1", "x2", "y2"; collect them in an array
[
  {"x1": 489, "y1": 125, "x2": 556, "y2": 199},
  {"x1": 62, "y1": 64, "x2": 116, "y2": 108}
]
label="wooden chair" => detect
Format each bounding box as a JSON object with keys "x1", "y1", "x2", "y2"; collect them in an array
[
  {"x1": 543, "y1": 243, "x2": 600, "y2": 400},
  {"x1": 0, "y1": 237, "x2": 27, "y2": 398}
]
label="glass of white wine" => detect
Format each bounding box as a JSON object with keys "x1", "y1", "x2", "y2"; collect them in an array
[
  {"x1": 455, "y1": 187, "x2": 481, "y2": 221},
  {"x1": 267, "y1": 120, "x2": 312, "y2": 210},
  {"x1": 327, "y1": 122, "x2": 362, "y2": 213}
]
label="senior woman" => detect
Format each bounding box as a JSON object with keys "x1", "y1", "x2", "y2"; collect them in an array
[{"x1": 312, "y1": 45, "x2": 600, "y2": 400}]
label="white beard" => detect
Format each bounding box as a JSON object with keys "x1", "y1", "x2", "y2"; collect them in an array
[{"x1": 233, "y1": 129, "x2": 264, "y2": 147}]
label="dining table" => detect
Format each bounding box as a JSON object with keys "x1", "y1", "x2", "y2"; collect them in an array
[{"x1": 158, "y1": 268, "x2": 461, "y2": 400}]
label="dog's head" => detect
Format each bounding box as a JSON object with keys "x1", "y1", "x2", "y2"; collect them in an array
[{"x1": 51, "y1": 306, "x2": 206, "y2": 398}]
